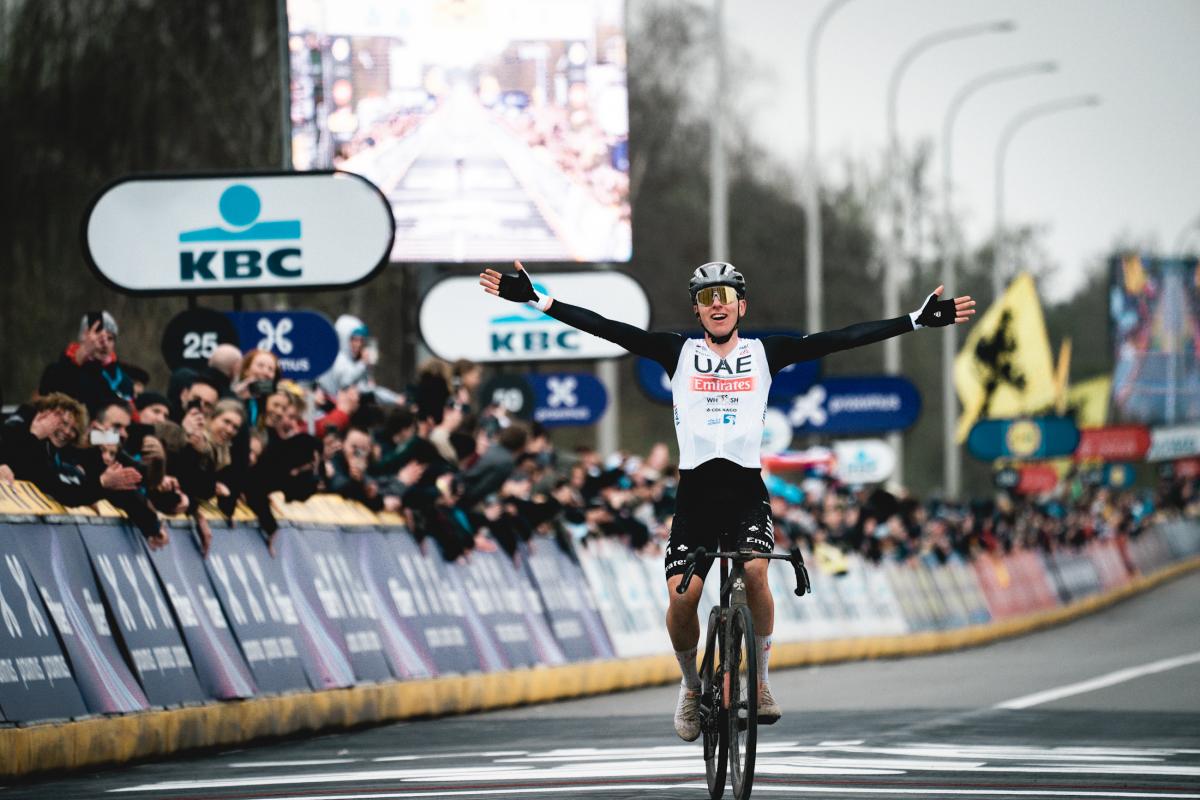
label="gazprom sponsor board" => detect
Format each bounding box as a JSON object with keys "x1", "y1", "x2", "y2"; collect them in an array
[
  {"x1": 227, "y1": 310, "x2": 339, "y2": 380},
  {"x1": 83, "y1": 172, "x2": 394, "y2": 295},
  {"x1": 420, "y1": 272, "x2": 650, "y2": 362},
  {"x1": 777, "y1": 376, "x2": 920, "y2": 435},
  {"x1": 529, "y1": 373, "x2": 608, "y2": 427}
]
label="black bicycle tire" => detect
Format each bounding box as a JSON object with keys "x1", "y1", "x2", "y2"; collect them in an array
[
  {"x1": 701, "y1": 607, "x2": 727, "y2": 798},
  {"x1": 728, "y1": 604, "x2": 757, "y2": 799}
]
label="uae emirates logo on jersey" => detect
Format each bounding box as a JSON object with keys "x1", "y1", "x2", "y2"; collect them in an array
[{"x1": 691, "y1": 376, "x2": 756, "y2": 392}]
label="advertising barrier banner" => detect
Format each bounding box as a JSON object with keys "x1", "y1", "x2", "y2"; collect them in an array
[
  {"x1": 147, "y1": 523, "x2": 257, "y2": 699},
  {"x1": 577, "y1": 539, "x2": 664, "y2": 657},
  {"x1": 381, "y1": 534, "x2": 501, "y2": 675},
  {"x1": 277, "y1": 528, "x2": 395, "y2": 684},
  {"x1": 528, "y1": 373, "x2": 608, "y2": 428},
  {"x1": 447, "y1": 552, "x2": 546, "y2": 669},
  {"x1": 227, "y1": 310, "x2": 340, "y2": 381},
  {"x1": 204, "y1": 527, "x2": 312, "y2": 693},
  {"x1": 5, "y1": 522, "x2": 149, "y2": 713},
  {"x1": 521, "y1": 539, "x2": 616, "y2": 661},
  {"x1": 347, "y1": 531, "x2": 436, "y2": 680},
  {"x1": 84, "y1": 173, "x2": 394, "y2": 295},
  {"x1": 77, "y1": 522, "x2": 210, "y2": 706},
  {"x1": 1074, "y1": 425, "x2": 1151, "y2": 462},
  {"x1": 967, "y1": 416, "x2": 1081, "y2": 461},
  {"x1": 421, "y1": 272, "x2": 651, "y2": 363},
  {"x1": 778, "y1": 376, "x2": 921, "y2": 435},
  {"x1": 0, "y1": 530, "x2": 89, "y2": 723}
]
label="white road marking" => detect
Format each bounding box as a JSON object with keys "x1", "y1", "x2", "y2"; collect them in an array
[
  {"x1": 229, "y1": 759, "x2": 362, "y2": 768},
  {"x1": 374, "y1": 752, "x2": 528, "y2": 763},
  {"x1": 995, "y1": 651, "x2": 1200, "y2": 709},
  {"x1": 752, "y1": 788, "x2": 1200, "y2": 798}
]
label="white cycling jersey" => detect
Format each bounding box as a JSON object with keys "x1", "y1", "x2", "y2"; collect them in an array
[{"x1": 671, "y1": 337, "x2": 772, "y2": 470}]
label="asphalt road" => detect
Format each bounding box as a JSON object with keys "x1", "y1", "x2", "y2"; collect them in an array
[{"x1": 5, "y1": 571, "x2": 1199, "y2": 800}]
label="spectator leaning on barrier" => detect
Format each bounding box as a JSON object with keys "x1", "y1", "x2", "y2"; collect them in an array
[
  {"x1": 0, "y1": 393, "x2": 88, "y2": 492},
  {"x1": 461, "y1": 421, "x2": 528, "y2": 508},
  {"x1": 38, "y1": 311, "x2": 135, "y2": 414}
]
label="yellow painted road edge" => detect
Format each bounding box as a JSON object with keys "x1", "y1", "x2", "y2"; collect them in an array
[{"x1": 3, "y1": 557, "x2": 1197, "y2": 778}]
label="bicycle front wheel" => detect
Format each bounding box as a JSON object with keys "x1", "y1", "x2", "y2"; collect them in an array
[
  {"x1": 700, "y1": 607, "x2": 726, "y2": 799},
  {"x1": 727, "y1": 604, "x2": 757, "y2": 799}
]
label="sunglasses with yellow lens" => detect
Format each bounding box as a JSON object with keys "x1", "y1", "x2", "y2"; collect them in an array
[{"x1": 694, "y1": 285, "x2": 740, "y2": 306}]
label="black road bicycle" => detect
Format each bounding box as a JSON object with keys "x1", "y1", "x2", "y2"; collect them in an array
[{"x1": 675, "y1": 547, "x2": 811, "y2": 800}]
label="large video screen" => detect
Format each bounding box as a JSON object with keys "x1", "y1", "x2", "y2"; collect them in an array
[
  {"x1": 287, "y1": 0, "x2": 631, "y2": 264},
  {"x1": 1110, "y1": 255, "x2": 1200, "y2": 425}
]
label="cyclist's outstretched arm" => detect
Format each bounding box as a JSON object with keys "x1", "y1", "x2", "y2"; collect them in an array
[
  {"x1": 480, "y1": 261, "x2": 683, "y2": 372},
  {"x1": 763, "y1": 285, "x2": 975, "y2": 374}
]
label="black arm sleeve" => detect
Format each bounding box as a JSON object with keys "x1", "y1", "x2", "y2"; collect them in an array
[
  {"x1": 547, "y1": 300, "x2": 684, "y2": 375},
  {"x1": 763, "y1": 316, "x2": 915, "y2": 376}
]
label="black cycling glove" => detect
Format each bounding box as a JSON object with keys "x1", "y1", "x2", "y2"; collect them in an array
[
  {"x1": 497, "y1": 266, "x2": 552, "y2": 310},
  {"x1": 910, "y1": 291, "x2": 957, "y2": 329}
]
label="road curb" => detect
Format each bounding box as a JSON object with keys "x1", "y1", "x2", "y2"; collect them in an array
[{"x1": 3, "y1": 556, "x2": 1197, "y2": 778}]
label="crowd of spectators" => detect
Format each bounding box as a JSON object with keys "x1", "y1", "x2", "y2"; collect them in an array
[{"x1": 1, "y1": 308, "x2": 1195, "y2": 574}]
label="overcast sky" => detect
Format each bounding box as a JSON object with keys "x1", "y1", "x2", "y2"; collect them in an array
[{"x1": 722, "y1": 0, "x2": 1200, "y2": 301}]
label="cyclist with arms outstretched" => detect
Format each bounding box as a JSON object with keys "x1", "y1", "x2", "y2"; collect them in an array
[{"x1": 480, "y1": 261, "x2": 975, "y2": 740}]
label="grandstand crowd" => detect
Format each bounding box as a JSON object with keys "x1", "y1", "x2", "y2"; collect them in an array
[{"x1": 1, "y1": 309, "x2": 1193, "y2": 571}]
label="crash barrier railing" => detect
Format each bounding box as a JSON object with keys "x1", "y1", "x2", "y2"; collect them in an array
[{"x1": 0, "y1": 478, "x2": 1197, "y2": 776}]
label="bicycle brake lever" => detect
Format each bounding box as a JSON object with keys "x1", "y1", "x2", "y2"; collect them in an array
[
  {"x1": 791, "y1": 550, "x2": 811, "y2": 597},
  {"x1": 675, "y1": 547, "x2": 706, "y2": 595}
]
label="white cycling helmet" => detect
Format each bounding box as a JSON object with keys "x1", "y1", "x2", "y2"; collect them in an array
[{"x1": 688, "y1": 262, "x2": 746, "y2": 299}]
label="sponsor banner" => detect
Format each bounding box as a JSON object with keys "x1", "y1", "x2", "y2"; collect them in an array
[
  {"x1": 348, "y1": 531, "x2": 436, "y2": 680},
  {"x1": 1085, "y1": 539, "x2": 1132, "y2": 591},
  {"x1": 925, "y1": 555, "x2": 973, "y2": 629},
  {"x1": 577, "y1": 538, "x2": 663, "y2": 657},
  {"x1": 1129, "y1": 528, "x2": 1173, "y2": 574},
  {"x1": 83, "y1": 172, "x2": 394, "y2": 295},
  {"x1": 0, "y1": 530, "x2": 89, "y2": 723},
  {"x1": 884, "y1": 561, "x2": 938, "y2": 632},
  {"x1": 5, "y1": 522, "x2": 149, "y2": 713},
  {"x1": 945, "y1": 559, "x2": 992, "y2": 625},
  {"x1": 147, "y1": 523, "x2": 257, "y2": 699},
  {"x1": 276, "y1": 528, "x2": 395, "y2": 684},
  {"x1": 910, "y1": 560, "x2": 954, "y2": 630},
  {"x1": 833, "y1": 439, "x2": 896, "y2": 484},
  {"x1": 204, "y1": 528, "x2": 311, "y2": 693},
  {"x1": 528, "y1": 373, "x2": 608, "y2": 427},
  {"x1": 966, "y1": 416, "x2": 1080, "y2": 461},
  {"x1": 1042, "y1": 550, "x2": 1102, "y2": 603},
  {"x1": 420, "y1": 272, "x2": 651, "y2": 362},
  {"x1": 1016, "y1": 464, "x2": 1059, "y2": 495},
  {"x1": 1158, "y1": 520, "x2": 1200, "y2": 559},
  {"x1": 1074, "y1": 424, "x2": 1151, "y2": 462},
  {"x1": 77, "y1": 522, "x2": 210, "y2": 706},
  {"x1": 972, "y1": 554, "x2": 1023, "y2": 620},
  {"x1": 446, "y1": 552, "x2": 546, "y2": 669},
  {"x1": 520, "y1": 539, "x2": 615, "y2": 661},
  {"x1": 227, "y1": 310, "x2": 339, "y2": 380},
  {"x1": 778, "y1": 376, "x2": 921, "y2": 435},
  {"x1": 385, "y1": 533, "x2": 501, "y2": 674},
  {"x1": 1147, "y1": 424, "x2": 1200, "y2": 461}
]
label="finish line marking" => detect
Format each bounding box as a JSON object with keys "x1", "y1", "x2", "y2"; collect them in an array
[{"x1": 994, "y1": 651, "x2": 1200, "y2": 709}]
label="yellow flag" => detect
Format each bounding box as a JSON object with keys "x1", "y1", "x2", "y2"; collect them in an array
[
  {"x1": 954, "y1": 272, "x2": 1056, "y2": 441},
  {"x1": 1066, "y1": 374, "x2": 1113, "y2": 428}
]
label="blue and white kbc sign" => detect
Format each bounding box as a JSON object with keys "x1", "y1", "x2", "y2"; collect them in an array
[
  {"x1": 83, "y1": 172, "x2": 394, "y2": 295},
  {"x1": 528, "y1": 373, "x2": 608, "y2": 427},
  {"x1": 226, "y1": 310, "x2": 339, "y2": 380},
  {"x1": 777, "y1": 376, "x2": 921, "y2": 434}
]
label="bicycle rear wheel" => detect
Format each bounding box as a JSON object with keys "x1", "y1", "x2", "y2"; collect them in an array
[
  {"x1": 700, "y1": 608, "x2": 726, "y2": 799},
  {"x1": 727, "y1": 604, "x2": 757, "y2": 799}
]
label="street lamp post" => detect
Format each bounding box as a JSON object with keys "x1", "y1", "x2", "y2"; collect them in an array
[
  {"x1": 994, "y1": 95, "x2": 1101, "y2": 297},
  {"x1": 711, "y1": 0, "x2": 728, "y2": 263},
  {"x1": 884, "y1": 20, "x2": 1014, "y2": 487},
  {"x1": 805, "y1": 0, "x2": 853, "y2": 335},
  {"x1": 940, "y1": 60, "x2": 1058, "y2": 499}
]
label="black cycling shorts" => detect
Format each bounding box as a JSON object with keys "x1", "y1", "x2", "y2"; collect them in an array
[{"x1": 664, "y1": 460, "x2": 774, "y2": 581}]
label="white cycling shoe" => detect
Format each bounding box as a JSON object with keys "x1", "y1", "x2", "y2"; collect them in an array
[
  {"x1": 758, "y1": 682, "x2": 781, "y2": 725},
  {"x1": 674, "y1": 684, "x2": 702, "y2": 741}
]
